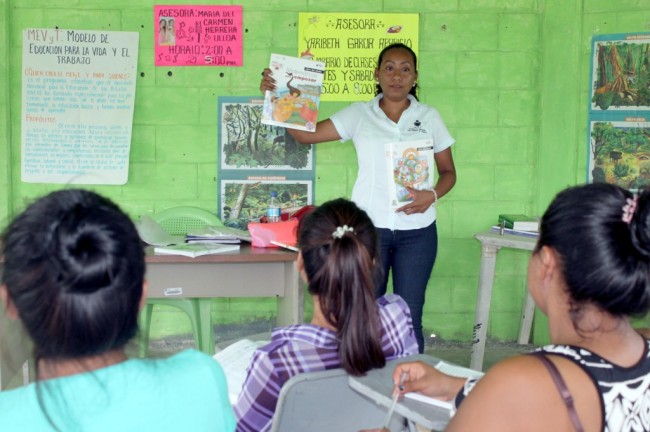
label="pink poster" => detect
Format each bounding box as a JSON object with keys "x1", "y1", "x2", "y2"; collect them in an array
[{"x1": 154, "y1": 5, "x2": 243, "y2": 66}]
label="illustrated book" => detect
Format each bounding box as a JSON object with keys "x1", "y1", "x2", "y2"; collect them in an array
[
  {"x1": 497, "y1": 214, "x2": 539, "y2": 232},
  {"x1": 185, "y1": 226, "x2": 253, "y2": 244},
  {"x1": 385, "y1": 139, "x2": 435, "y2": 209},
  {"x1": 261, "y1": 53, "x2": 325, "y2": 132}
]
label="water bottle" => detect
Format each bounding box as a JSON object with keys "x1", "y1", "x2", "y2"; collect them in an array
[{"x1": 267, "y1": 191, "x2": 281, "y2": 223}]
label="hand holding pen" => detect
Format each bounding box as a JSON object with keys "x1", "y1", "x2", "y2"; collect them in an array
[
  {"x1": 391, "y1": 361, "x2": 467, "y2": 401},
  {"x1": 357, "y1": 372, "x2": 408, "y2": 432}
]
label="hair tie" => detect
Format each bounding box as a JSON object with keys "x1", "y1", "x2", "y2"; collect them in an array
[
  {"x1": 622, "y1": 194, "x2": 638, "y2": 224},
  {"x1": 332, "y1": 225, "x2": 354, "y2": 239}
]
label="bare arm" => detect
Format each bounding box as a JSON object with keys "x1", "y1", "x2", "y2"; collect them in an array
[
  {"x1": 433, "y1": 147, "x2": 457, "y2": 200},
  {"x1": 259, "y1": 68, "x2": 342, "y2": 145},
  {"x1": 447, "y1": 355, "x2": 600, "y2": 432},
  {"x1": 392, "y1": 361, "x2": 466, "y2": 401}
]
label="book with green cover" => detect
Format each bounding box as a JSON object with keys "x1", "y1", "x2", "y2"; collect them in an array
[{"x1": 497, "y1": 214, "x2": 539, "y2": 231}]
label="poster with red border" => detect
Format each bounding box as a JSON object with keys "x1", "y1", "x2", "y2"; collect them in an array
[{"x1": 154, "y1": 5, "x2": 242, "y2": 67}]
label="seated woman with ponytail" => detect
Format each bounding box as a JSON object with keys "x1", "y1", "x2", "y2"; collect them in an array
[
  {"x1": 0, "y1": 189, "x2": 235, "y2": 431},
  {"x1": 234, "y1": 198, "x2": 418, "y2": 432}
]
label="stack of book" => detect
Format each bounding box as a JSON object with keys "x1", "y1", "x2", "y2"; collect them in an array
[
  {"x1": 185, "y1": 226, "x2": 252, "y2": 244},
  {"x1": 154, "y1": 243, "x2": 240, "y2": 258},
  {"x1": 492, "y1": 214, "x2": 539, "y2": 238}
]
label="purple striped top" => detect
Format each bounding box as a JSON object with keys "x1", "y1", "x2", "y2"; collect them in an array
[{"x1": 234, "y1": 294, "x2": 418, "y2": 432}]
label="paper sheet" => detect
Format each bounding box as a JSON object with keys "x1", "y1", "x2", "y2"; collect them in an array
[
  {"x1": 434, "y1": 361, "x2": 484, "y2": 379},
  {"x1": 213, "y1": 339, "x2": 268, "y2": 404},
  {"x1": 403, "y1": 361, "x2": 484, "y2": 409}
]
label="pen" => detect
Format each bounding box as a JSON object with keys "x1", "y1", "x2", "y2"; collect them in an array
[{"x1": 382, "y1": 371, "x2": 408, "y2": 429}]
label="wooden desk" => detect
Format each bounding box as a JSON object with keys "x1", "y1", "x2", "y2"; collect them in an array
[
  {"x1": 470, "y1": 231, "x2": 537, "y2": 371},
  {"x1": 145, "y1": 245, "x2": 301, "y2": 355},
  {"x1": 0, "y1": 245, "x2": 301, "y2": 390}
]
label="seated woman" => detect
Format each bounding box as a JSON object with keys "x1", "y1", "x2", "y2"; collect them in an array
[
  {"x1": 0, "y1": 189, "x2": 235, "y2": 431},
  {"x1": 234, "y1": 198, "x2": 418, "y2": 431},
  {"x1": 375, "y1": 183, "x2": 650, "y2": 431}
]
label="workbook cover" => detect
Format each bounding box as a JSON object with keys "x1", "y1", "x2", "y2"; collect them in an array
[
  {"x1": 261, "y1": 53, "x2": 325, "y2": 132},
  {"x1": 385, "y1": 139, "x2": 435, "y2": 209}
]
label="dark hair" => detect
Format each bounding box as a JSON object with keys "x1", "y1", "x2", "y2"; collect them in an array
[
  {"x1": 536, "y1": 183, "x2": 650, "y2": 324},
  {"x1": 297, "y1": 198, "x2": 385, "y2": 375},
  {"x1": 375, "y1": 43, "x2": 418, "y2": 100},
  {"x1": 1, "y1": 189, "x2": 145, "y2": 361}
]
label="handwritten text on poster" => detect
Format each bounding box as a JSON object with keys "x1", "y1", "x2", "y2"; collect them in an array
[
  {"x1": 298, "y1": 13, "x2": 419, "y2": 102},
  {"x1": 22, "y1": 29, "x2": 139, "y2": 185},
  {"x1": 154, "y1": 5, "x2": 243, "y2": 66}
]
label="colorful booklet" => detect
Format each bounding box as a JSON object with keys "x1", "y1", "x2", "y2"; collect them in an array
[
  {"x1": 385, "y1": 139, "x2": 435, "y2": 209},
  {"x1": 261, "y1": 53, "x2": 325, "y2": 132}
]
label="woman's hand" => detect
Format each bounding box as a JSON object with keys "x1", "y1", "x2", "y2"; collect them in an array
[
  {"x1": 392, "y1": 361, "x2": 465, "y2": 401},
  {"x1": 260, "y1": 68, "x2": 276, "y2": 94},
  {"x1": 396, "y1": 188, "x2": 435, "y2": 215}
]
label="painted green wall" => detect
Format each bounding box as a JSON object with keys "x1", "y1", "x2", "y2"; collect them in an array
[
  {"x1": 1, "y1": 0, "x2": 10, "y2": 230},
  {"x1": 2, "y1": 0, "x2": 650, "y2": 342}
]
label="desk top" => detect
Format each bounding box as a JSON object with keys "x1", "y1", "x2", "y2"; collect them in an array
[
  {"x1": 474, "y1": 230, "x2": 537, "y2": 251},
  {"x1": 349, "y1": 355, "x2": 450, "y2": 431},
  {"x1": 145, "y1": 244, "x2": 298, "y2": 264}
]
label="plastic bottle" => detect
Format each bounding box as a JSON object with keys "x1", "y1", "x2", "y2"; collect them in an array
[{"x1": 267, "y1": 191, "x2": 281, "y2": 222}]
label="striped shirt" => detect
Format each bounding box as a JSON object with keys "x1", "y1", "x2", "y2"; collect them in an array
[{"x1": 234, "y1": 294, "x2": 418, "y2": 432}]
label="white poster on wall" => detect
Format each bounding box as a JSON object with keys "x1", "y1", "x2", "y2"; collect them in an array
[{"x1": 21, "y1": 29, "x2": 139, "y2": 184}]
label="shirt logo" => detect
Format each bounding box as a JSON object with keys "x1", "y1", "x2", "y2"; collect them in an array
[{"x1": 407, "y1": 120, "x2": 428, "y2": 134}]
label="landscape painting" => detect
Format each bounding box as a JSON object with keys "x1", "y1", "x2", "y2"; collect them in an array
[
  {"x1": 588, "y1": 120, "x2": 650, "y2": 190},
  {"x1": 218, "y1": 97, "x2": 313, "y2": 171},
  {"x1": 219, "y1": 180, "x2": 312, "y2": 229},
  {"x1": 591, "y1": 36, "x2": 650, "y2": 111}
]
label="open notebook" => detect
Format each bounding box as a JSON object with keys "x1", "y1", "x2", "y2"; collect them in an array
[
  {"x1": 212, "y1": 339, "x2": 268, "y2": 404},
  {"x1": 348, "y1": 356, "x2": 484, "y2": 431},
  {"x1": 403, "y1": 361, "x2": 484, "y2": 409}
]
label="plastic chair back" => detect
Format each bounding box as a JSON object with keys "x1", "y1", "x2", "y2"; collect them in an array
[
  {"x1": 139, "y1": 206, "x2": 223, "y2": 357},
  {"x1": 151, "y1": 206, "x2": 223, "y2": 235},
  {"x1": 269, "y1": 367, "x2": 408, "y2": 432}
]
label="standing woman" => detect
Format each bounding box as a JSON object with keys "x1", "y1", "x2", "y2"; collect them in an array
[
  {"x1": 260, "y1": 43, "x2": 457, "y2": 352},
  {"x1": 0, "y1": 189, "x2": 235, "y2": 431}
]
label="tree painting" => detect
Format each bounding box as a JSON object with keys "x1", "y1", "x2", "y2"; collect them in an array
[
  {"x1": 220, "y1": 181, "x2": 311, "y2": 229},
  {"x1": 220, "y1": 102, "x2": 312, "y2": 170},
  {"x1": 591, "y1": 40, "x2": 650, "y2": 110},
  {"x1": 589, "y1": 121, "x2": 650, "y2": 190}
]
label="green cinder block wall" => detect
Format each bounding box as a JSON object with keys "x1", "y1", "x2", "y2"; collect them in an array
[{"x1": 2, "y1": 0, "x2": 650, "y2": 343}]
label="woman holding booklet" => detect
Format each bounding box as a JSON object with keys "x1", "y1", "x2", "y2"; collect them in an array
[
  {"x1": 260, "y1": 43, "x2": 457, "y2": 353},
  {"x1": 367, "y1": 183, "x2": 650, "y2": 432}
]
